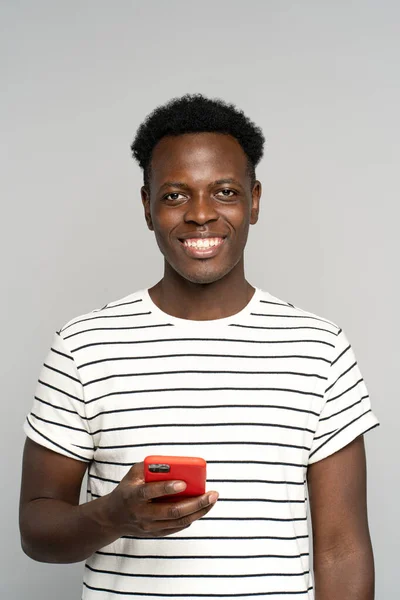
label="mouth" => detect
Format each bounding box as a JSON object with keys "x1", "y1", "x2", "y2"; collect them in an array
[{"x1": 178, "y1": 236, "x2": 226, "y2": 259}]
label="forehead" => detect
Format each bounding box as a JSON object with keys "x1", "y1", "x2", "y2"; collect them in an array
[{"x1": 149, "y1": 132, "x2": 249, "y2": 186}]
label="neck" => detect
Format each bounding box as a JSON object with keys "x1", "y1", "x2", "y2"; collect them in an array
[{"x1": 148, "y1": 266, "x2": 255, "y2": 322}]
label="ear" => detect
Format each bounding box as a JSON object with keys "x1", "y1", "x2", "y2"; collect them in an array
[
  {"x1": 250, "y1": 180, "x2": 261, "y2": 225},
  {"x1": 141, "y1": 186, "x2": 154, "y2": 231}
]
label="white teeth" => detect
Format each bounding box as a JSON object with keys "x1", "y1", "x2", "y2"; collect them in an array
[{"x1": 183, "y1": 237, "x2": 223, "y2": 249}]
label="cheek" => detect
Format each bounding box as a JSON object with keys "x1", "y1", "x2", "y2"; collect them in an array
[
  {"x1": 152, "y1": 208, "x2": 170, "y2": 232},
  {"x1": 151, "y1": 212, "x2": 178, "y2": 246},
  {"x1": 224, "y1": 207, "x2": 250, "y2": 233}
]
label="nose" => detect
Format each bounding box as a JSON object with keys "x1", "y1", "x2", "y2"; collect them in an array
[{"x1": 183, "y1": 192, "x2": 219, "y2": 226}]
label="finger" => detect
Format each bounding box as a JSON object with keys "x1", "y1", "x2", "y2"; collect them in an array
[
  {"x1": 143, "y1": 491, "x2": 219, "y2": 522},
  {"x1": 121, "y1": 461, "x2": 145, "y2": 485},
  {"x1": 142, "y1": 501, "x2": 217, "y2": 532},
  {"x1": 134, "y1": 479, "x2": 188, "y2": 502}
]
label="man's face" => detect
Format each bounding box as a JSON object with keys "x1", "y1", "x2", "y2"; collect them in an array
[{"x1": 141, "y1": 132, "x2": 261, "y2": 285}]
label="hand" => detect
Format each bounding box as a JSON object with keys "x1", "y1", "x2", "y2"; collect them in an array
[{"x1": 105, "y1": 462, "x2": 219, "y2": 538}]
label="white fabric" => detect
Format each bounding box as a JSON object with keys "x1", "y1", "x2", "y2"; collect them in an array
[{"x1": 24, "y1": 288, "x2": 379, "y2": 599}]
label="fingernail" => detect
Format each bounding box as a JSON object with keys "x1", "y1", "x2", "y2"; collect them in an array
[
  {"x1": 173, "y1": 481, "x2": 187, "y2": 492},
  {"x1": 209, "y1": 492, "x2": 219, "y2": 503}
]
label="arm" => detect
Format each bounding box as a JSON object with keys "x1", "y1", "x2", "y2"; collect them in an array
[
  {"x1": 19, "y1": 438, "x2": 218, "y2": 564},
  {"x1": 307, "y1": 435, "x2": 374, "y2": 600},
  {"x1": 19, "y1": 438, "x2": 119, "y2": 563}
]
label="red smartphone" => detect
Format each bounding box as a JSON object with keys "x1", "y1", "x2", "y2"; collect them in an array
[{"x1": 144, "y1": 455, "x2": 207, "y2": 500}]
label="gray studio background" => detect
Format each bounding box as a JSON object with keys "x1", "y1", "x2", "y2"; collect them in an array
[{"x1": 1, "y1": 1, "x2": 398, "y2": 598}]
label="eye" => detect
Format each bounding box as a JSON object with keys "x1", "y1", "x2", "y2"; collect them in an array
[
  {"x1": 163, "y1": 192, "x2": 186, "y2": 202},
  {"x1": 216, "y1": 189, "x2": 237, "y2": 199}
]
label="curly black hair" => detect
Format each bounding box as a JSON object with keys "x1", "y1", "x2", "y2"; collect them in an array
[{"x1": 131, "y1": 94, "x2": 265, "y2": 187}]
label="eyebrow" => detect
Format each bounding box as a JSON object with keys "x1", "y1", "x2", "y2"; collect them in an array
[
  {"x1": 158, "y1": 178, "x2": 242, "y2": 191},
  {"x1": 159, "y1": 182, "x2": 191, "y2": 191},
  {"x1": 213, "y1": 178, "x2": 242, "y2": 187}
]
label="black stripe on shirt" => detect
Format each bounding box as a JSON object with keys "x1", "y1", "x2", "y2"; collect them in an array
[
  {"x1": 89, "y1": 440, "x2": 310, "y2": 451},
  {"x1": 208, "y1": 459, "x2": 307, "y2": 467},
  {"x1": 312, "y1": 428, "x2": 337, "y2": 441},
  {"x1": 85, "y1": 386, "x2": 323, "y2": 406},
  {"x1": 204, "y1": 516, "x2": 307, "y2": 522},
  {"x1": 309, "y1": 410, "x2": 377, "y2": 458},
  {"x1": 122, "y1": 533, "x2": 308, "y2": 540},
  {"x1": 43, "y1": 363, "x2": 80, "y2": 383},
  {"x1": 230, "y1": 324, "x2": 336, "y2": 335},
  {"x1": 95, "y1": 550, "x2": 309, "y2": 560},
  {"x1": 91, "y1": 421, "x2": 314, "y2": 436},
  {"x1": 84, "y1": 369, "x2": 326, "y2": 388},
  {"x1": 101, "y1": 299, "x2": 143, "y2": 310},
  {"x1": 50, "y1": 347, "x2": 74, "y2": 361},
  {"x1": 30, "y1": 412, "x2": 88, "y2": 433},
  {"x1": 88, "y1": 473, "x2": 305, "y2": 487},
  {"x1": 89, "y1": 493, "x2": 306, "y2": 506},
  {"x1": 34, "y1": 396, "x2": 86, "y2": 419},
  {"x1": 319, "y1": 396, "x2": 367, "y2": 422},
  {"x1": 250, "y1": 312, "x2": 334, "y2": 326},
  {"x1": 61, "y1": 311, "x2": 152, "y2": 333},
  {"x1": 324, "y1": 362, "x2": 357, "y2": 394},
  {"x1": 83, "y1": 581, "x2": 313, "y2": 597},
  {"x1": 259, "y1": 300, "x2": 291, "y2": 307},
  {"x1": 326, "y1": 378, "x2": 364, "y2": 403},
  {"x1": 86, "y1": 403, "x2": 320, "y2": 422},
  {"x1": 64, "y1": 323, "x2": 174, "y2": 341},
  {"x1": 25, "y1": 416, "x2": 90, "y2": 461},
  {"x1": 37, "y1": 379, "x2": 84, "y2": 403},
  {"x1": 216, "y1": 499, "x2": 306, "y2": 505},
  {"x1": 92, "y1": 458, "x2": 307, "y2": 468},
  {"x1": 72, "y1": 337, "x2": 335, "y2": 353},
  {"x1": 208, "y1": 479, "x2": 305, "y2": 486},
  {"x1": 79, "y1": 353, "x2": 331, "y2": 370},
  {"x1": 331, "y1": 344, "x2": 351, "y2": 366},
  {"x1": 85, "y1": 563, "x2": 310, "y2": 578}
]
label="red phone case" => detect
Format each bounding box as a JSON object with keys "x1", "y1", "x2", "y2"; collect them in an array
[{"x1": 144, "y1": 455, "x2": 207, "y2": 499}]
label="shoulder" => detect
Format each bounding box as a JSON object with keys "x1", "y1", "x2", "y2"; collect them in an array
[
  {"x1": 255, "y1": 289, "x2": 341, "y2": 335},
  {"x1": 57, "y1": 289, "x2": 147, "y2": 340}
]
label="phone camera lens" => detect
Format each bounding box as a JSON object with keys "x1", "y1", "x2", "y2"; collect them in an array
[{"x1": 149, "y1": 463, "x2": 171, "y2": 473}]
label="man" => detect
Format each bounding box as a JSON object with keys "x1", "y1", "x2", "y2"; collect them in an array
[{"x1": 20, "y1": 94, "x2": 379, "y2": 599}]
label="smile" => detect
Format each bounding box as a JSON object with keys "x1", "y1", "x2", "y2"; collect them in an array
[
  {"x1": 178, "y1": 237, "x2": 226, "y2": 258},
  {"x1": 183, "y1": 237, "x2": 224, "y2": 249}
]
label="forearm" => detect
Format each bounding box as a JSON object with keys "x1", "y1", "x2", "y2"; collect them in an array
[
  {"x1": 314, "y1": 547, "x2": 374, "y2": 600},
  {"x1": 20, "y1": 494, "x2": 122, "y2": 563}
]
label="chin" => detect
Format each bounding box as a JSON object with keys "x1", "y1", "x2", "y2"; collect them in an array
[
  {"x1": 182, "y1": 274, "x2": 221, "y2": 285},
  {"x1": 174, "y1": 264, "x2": 234, "y2": 286},
  {"x1": 164, "y1": 251, "x2": 243, "y2": 286}
]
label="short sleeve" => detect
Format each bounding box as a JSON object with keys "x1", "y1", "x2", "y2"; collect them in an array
[
  {"x1": 24, "y1": 332, "x2": 94, "y2": 462},
  {"x1": 308, "y1": 329, "x2": 379, "y2": 464}
]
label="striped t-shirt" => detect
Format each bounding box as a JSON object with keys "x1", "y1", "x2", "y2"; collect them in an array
[{"x1": 24, "y1": 287, "x2": 379, "y2": 600}]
